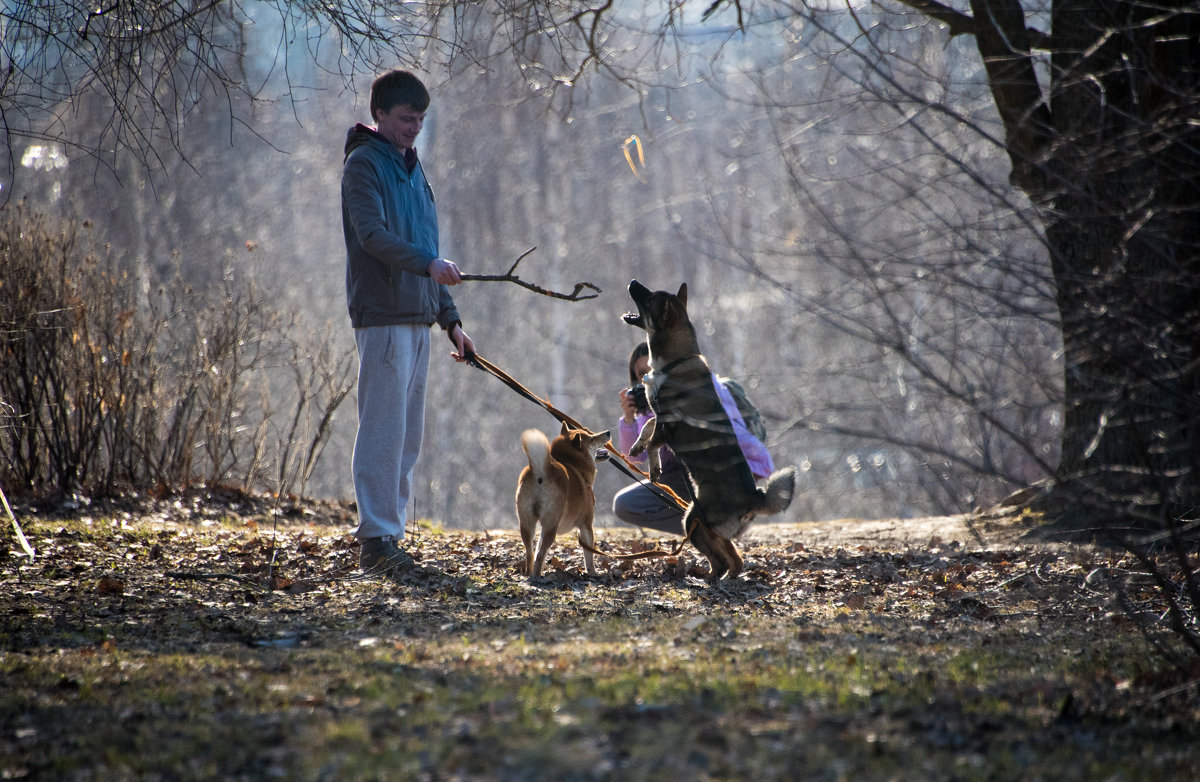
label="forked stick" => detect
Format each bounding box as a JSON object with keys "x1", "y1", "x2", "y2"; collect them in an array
[{"x1": 460, "y1": 246, "x2": 601, "y2": 301}]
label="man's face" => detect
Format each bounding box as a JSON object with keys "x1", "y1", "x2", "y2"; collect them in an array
[{"x1": 375, "y1": 103, "x2": 425, "y2": 150}]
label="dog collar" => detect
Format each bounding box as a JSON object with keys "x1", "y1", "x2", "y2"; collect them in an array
[{"x1": 657, "y1": 355, "x2": 701, "y2": 374}]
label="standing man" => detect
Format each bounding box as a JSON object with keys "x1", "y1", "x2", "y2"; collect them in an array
[{"x1": 342, "y1": 70, "x2": 475, "y2": 577}]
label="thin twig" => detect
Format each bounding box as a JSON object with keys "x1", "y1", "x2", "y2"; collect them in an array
[
  {"x1": 165, "y1": 571, "x2": 259, "y2": 584},
  {"x1": 461, "y1": 247, "x2": 601, "y2": 301}
]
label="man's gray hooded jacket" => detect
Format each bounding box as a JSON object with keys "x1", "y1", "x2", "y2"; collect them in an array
[{"x1": 342, "y1": 124, "x2": 460, "y2": 331}]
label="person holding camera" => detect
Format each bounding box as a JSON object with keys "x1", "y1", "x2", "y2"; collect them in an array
[
  {"x1": 615, "y1": 342, "x2": 654, "y2": 460},
  {"x1": 612, "y1": 343, "x2": 692, "y2": 533},
  {"x1": 611, "y1": 342, "x2": 778, "y2": 535}
]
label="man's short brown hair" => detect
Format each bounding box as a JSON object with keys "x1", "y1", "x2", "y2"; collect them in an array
[{"x1": 370, "y1": 70, "x2": 430, "y2": 121}]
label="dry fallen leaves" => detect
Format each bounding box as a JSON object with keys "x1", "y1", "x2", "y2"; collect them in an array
[{"x1": 2, "y1": 493, "x2": 1198, "y2": 781}]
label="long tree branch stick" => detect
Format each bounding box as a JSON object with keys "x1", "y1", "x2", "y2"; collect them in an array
[
  {"x1": 460, "y1": 246, "x2": 601, "y2": 301},
  {"x1": 1, "y1": 486, "x2": 35, "y2": 562}
]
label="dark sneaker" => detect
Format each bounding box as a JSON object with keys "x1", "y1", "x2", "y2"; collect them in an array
[{"x1": 359, "y1": 536, "x2": 416, "y2": 578}]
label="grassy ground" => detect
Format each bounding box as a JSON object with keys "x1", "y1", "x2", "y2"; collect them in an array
[{"x1": 2, "y1": 493, "x2": 1198, "y2": 780}]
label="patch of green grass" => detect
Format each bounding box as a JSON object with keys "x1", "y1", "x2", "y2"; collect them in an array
[
  {"x1": 412, "y1": 517, "x2": 448, "y2": 537},
  {"x1": 2, "y1": 618, "x2": 1193, "y2": 781}
]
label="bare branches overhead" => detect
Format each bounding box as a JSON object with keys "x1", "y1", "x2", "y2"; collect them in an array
[{"x1": 0, "y1": 1, "x2": 449, "y2": 188}]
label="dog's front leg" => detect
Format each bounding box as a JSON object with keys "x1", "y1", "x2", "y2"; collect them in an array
[
  {"x1": 645, "y1": 444, "x2": 663, "y2": 482},
  {"x1": 629, "y1": 419, "x2": 666, "y2": 481},
  {"x1": 628, "y1": 418, "x2": 655, "y2": 458}
]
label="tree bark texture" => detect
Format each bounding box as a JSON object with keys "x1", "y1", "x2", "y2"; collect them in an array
[{"x1": 973, "y1": 0, "x2": 1200, "y2": 524}]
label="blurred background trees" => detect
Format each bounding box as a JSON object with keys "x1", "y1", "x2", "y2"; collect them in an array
[{"x1": 3, "y1": 1, "x2": 1197, "y2": 544}]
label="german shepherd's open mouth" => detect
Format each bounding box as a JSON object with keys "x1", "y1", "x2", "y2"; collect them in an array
[{"x1": 621, "y1": 279, "x2": 667, "y2": 331}]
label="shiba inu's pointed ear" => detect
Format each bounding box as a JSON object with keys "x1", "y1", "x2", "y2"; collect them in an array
[
  {"x1": 676, "y1": 283, "x2": 687, "y2": 307},
  {"x1": 559, "y1": 420, "x2": 570, "y2": 436}
]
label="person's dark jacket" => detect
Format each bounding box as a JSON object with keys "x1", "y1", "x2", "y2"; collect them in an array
[{"x1": 342, "y1": 124, "x2": 460, "y2": 331}]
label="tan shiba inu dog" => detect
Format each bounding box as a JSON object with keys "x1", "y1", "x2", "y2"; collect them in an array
[
  {"x1": 623, "y1": 280, "x2": 797, "y2": 581},
  {"x1": 516, "y1": 422, "x2": 611, "y2": 579}
]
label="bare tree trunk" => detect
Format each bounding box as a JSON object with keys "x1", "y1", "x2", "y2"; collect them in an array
[{"x1": 1037, "y1": 0, "x2": 1200, "y2": 528}]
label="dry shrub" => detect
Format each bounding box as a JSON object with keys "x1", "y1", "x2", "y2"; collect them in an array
[{"x1": 0, "y1": 205, "x2": 353, "y2": 501}]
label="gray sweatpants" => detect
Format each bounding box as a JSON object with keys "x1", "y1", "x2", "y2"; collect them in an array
[
  {"x1": 352, "y1": 324, "x2": 430, "y2": 541},
  {"x1": 611, "y1": 462, "x2": 691, "y2": 536}
]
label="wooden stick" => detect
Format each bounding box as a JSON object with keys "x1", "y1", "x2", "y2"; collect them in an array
[{"x1": 460, "y1": 247, "x2": 601, "y2": 301}]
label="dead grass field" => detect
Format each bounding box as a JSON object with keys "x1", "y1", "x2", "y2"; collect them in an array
[{"x1": 2, "y1": 493, "x2": 1197, "y2": 780}]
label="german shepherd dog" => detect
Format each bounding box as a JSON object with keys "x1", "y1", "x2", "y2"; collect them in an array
[
  {"x1": 516, "y1": 422, "x2": 611, "y2": 579},
  {"x1": 624, "y1": 280, "x2": 797, "y2": 581}
]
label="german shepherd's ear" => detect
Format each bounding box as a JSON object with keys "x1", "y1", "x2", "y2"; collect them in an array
[{"x1": 676, "y1": 283, "x2": 688, "y2": 308}]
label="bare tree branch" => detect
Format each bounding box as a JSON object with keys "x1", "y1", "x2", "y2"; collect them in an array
[
  {"x1": 964, "y1": 0, "x2": 1054, "y2": 192},
  {"x1": 460, "y1": 247, "x2": 602, "y2": 301},
  {"x1": 702, "y1": 0, "x2": 745, "y2": 30}
]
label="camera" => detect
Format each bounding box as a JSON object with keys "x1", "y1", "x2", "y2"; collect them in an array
[{"x1": 625, "y1": 384, "x2": 650, "y2": 414}]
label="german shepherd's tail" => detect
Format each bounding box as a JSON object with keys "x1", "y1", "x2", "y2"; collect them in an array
[
  {"x1": 520, "y1": 429, "x2": 552, "y2": 480},
  {"x1": 760, "y1": 466, "x2": 798, "y2": 516}
]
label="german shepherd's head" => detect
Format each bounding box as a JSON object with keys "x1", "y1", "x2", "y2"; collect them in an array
[{"x1": 623, "y1": 280, "x2": 699, "y2": 360}]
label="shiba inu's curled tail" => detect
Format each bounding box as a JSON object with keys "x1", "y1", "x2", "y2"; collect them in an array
[
  {"x1": 520, "y1": 429, "x2": 552, "y2": 480},
  {"x1": 761, "y1": 467, "x2": 798, "y2": 516}
]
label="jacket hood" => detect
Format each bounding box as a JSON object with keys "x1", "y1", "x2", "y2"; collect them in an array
[
  {"x1": 344, "y1": 123, "x2": 387, "y2": 159},
  {"x1": 344, "y1": 124, "x2": 421, "y2": 171}
]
